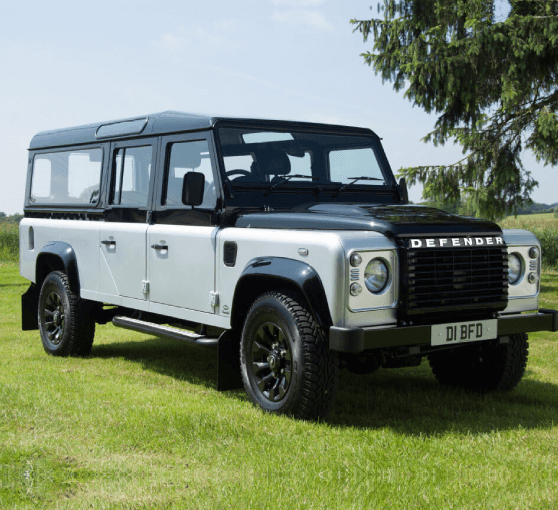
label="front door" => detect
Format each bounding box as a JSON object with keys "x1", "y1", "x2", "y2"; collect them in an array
[
  {"x1": 148, "y1": 132, "x2": 220, "y2": 314},
  {"x1": 99, "y1": 137, "x2": 157, "y2": 304}
]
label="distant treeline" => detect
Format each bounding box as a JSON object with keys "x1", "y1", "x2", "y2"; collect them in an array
[
  {"x1": 418, "y1": 200, "x2": 558, "y2": 217},
  {"x1": 0, "y1": 213, "x2": 23, "y2": 224}
]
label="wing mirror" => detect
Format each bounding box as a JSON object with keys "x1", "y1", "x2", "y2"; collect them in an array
[
  {"x1": 182, "y1": 172, "x2": 205, "y2": 207},
  {"x1": 398, "y1": 177, "x2": 409, "y2": 204}
]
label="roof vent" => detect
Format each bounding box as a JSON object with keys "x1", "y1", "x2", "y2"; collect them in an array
[{"x1": 96, "y1": 118, "x2": 148, "y2": 139}]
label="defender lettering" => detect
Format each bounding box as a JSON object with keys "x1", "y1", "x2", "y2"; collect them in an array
[{"x1": 409, "y1": 236, "x2": 504, "y2": 249}]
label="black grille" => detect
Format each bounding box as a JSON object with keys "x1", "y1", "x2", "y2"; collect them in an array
[{"x1": 402, "y1": 246, "x2": 508, "y2": 318}]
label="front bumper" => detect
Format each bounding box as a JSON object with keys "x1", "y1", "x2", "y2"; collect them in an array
[{"x1": 329, "y1": 309, "x2": 558, "y2": 354}]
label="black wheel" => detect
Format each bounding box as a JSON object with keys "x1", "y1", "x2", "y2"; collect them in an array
[
  {"x1": 240, "y1": 290, "x2": 338, "y2": 420},
  {"x1": 38, "y1": 271, "x2": 95, "y2": 357},
  {"x1": 428, "y1": 334, "x2": 529, "y2": 392}
]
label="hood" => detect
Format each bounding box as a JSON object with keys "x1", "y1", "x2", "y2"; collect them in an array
[{"x1": 234, "y1": 203, "x2": 501, "y2": 237}]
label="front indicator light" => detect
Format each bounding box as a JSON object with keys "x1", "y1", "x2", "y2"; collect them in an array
[
  {"x1": 350, "y1": 282, "x2": 363, "y2": 296},
  {"x1": 350, "y1": 253, "x2": 363, "y2": 267}
]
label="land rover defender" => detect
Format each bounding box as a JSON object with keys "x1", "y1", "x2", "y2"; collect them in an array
[{"x1": 20, "y1": 111, "x2": 558, "y2": 419}]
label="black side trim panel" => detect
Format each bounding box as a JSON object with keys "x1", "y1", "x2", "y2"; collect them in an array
[
  {"x1": 36, "y1": 242, "x2": 80, "y2": 294},
  {"x1": 236, "y1": 257, "x2": 332, "y2": 327},
  {"x1": 22, "y1": 283, "x2": 39, "y2": 331}
]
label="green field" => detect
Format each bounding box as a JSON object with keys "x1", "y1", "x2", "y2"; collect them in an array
[
  {"x1": 1, "y1": 262, "x2": 558, "y2": 509},
  {"x1": 499, "y1": 213, "x2": 558, "y2": 270},
  {"x1": 0, "y1": 223, "x2": 18, "y2": 263}
]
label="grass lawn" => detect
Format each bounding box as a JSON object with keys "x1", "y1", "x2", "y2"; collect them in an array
[{"x1": 1, "y1": 262, "x2": 558, "y2": 509}]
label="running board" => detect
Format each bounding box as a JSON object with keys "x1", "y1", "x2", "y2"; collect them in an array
[{"x1": 112, "y1": 316, "x2": 219, "y2": 349}]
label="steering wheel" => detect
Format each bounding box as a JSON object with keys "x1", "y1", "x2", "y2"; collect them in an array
[{"x1": 226, "y1": 169, "x2": 251, "y2": 179}]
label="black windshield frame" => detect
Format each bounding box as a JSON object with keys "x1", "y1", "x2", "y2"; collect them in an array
[{"x1": 214, "y1": 123, "x2": 396, "y2": 192}]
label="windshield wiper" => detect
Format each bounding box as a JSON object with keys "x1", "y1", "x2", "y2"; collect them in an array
[
  {"x1": 263, "y1": 175, "x2": 317, "y2": 196},
  {"x1": 333, "y1": 176, "x2": 383, "y2": 197}
]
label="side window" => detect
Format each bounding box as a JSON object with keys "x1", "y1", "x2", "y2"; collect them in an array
[
  {"x1": 30, "y1": 148, "x2": 102, "y2": 204},
  {"x1": 110, "y1": 146, "x2": 152, "y2": 206},
  {"x1": 164, "y1": 140, "x2": 216, "y2": 209}
]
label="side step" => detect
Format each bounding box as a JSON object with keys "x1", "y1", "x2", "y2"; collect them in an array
[{"x1": 112, "y1": 316, "x2": 219, "y2": 349}]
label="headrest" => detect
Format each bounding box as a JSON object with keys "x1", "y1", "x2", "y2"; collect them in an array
[
  {"x1": 171, "y1": 142, "x2": 201, "y2": 169},
  {"x1": 255, "y1": 150, "x2": 291, "y2": 175}
]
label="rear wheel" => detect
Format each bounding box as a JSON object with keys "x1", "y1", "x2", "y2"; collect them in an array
[
  {"x1": 38, "y1": 271, "x2": 95, "y2": 357},
  {"x1": 240, "y1": 290, "x2": 338, "y2": 420},
  {"x1": 428, "y1": 334, "x2": 529, "y2": 392}
]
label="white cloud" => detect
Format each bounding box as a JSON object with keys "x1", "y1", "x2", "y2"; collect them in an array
[
  {"x1": 154, "y1": 19, "x2": 242, "y2": 54},
  {"x1": 272, "y1": 9, "x2": 334, "y2": 31},
  {"x1": 154, "y1": 32, "x2": 188, "y2": 52},
  {"x1": 272, "y1": 0, "x2": 325, "y2": 5}
]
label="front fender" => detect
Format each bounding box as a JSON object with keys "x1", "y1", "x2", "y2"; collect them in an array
[{"x1": 235, "y1": 257, "x2": 332, "y2": 328}]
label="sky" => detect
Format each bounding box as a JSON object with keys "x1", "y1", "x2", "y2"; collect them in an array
[{"x1": 1, "y1": 0, "x2": 555, "y2": 215}]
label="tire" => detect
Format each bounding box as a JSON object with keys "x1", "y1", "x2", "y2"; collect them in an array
[
  {"x1": 428, "y1": 334, "x2": 529, "y2": 392},
  {"x1": 240, "y1": 290, "x2": 338, "y2": 420},
  {"x1": 37, "y1": 270, "x2": 95, "y2": 357}
]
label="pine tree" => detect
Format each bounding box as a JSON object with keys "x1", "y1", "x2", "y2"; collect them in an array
[{"x1": 352, "y1": 0, "x2": 558, "y2": 219}]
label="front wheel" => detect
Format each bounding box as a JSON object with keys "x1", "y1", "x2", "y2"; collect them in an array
[
  {"x1": 240, "y1": 290, "x2": 338, "y2": 420},
  {"x1": 38, "y1": 271, "x2": 95, "y2": 357},
  {"x1": 428, "y1": 334, "x2": 529, "y2": 392}
]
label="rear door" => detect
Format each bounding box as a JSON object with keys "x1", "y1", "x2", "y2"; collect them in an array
[
  {"x1": 147, "y1": 131, "x2": 220, "y2": 315},
  {"x1": 99, "y1": 137, "x2": 158, "y2": 304}
]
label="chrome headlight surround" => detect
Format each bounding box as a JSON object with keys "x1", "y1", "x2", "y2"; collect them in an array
[
  {"x1": 347, "y1": 249, "x2": 397, "y2": 311},
  {"x1": 507, "y1": 244, "x2": 540, "y2": 299}
]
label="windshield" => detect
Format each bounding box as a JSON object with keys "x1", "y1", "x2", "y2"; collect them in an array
[{"x1": 217, "y1": 127, "x2": 393, "y2": 191}]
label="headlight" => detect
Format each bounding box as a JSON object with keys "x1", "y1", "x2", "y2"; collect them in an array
[
  {"x1": 364, "y1": 258, "x2": 389, "y2": 293},
  {"x1": 508, "y1": 253, "x2": 524, "y2": 285}
]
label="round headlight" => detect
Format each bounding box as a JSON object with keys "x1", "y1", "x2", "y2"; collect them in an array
[
  {"x1": 508, "y1": 253, "x2": 523, "y2": 285},
  {"x1": 364, "y1": 258, "x2": 389, "y2": 293}
]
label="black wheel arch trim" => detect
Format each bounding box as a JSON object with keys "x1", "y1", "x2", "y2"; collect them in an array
[
  {"x1": 36, "y1": 242, "x2": 80, "y2": 295},
  {"x1": 233, "y1": 257, "x2": 333, "y2": 329}
]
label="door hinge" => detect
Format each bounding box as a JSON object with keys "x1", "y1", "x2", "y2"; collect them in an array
[
  {"x1": 142, "y1": 280, "x2": 150, "y2": 294},
  {"x1": 210, "y1": 291, "x2": 219, "y2": 308}
]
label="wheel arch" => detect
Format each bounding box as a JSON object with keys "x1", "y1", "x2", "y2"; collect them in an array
[
  {"x1": 35, "y1": 242, "x2": 80, "y2": 295},
  {"x1": 231, "y1": 257, "x2": 332, "y2": 332}
]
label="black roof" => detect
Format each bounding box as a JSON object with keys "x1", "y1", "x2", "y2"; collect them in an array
[{"x1": 29, "y1": 111, "x2": 375, "y2": 150}]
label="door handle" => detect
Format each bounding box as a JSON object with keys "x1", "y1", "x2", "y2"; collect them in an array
[
  {"x1": 151, "y1": 244, "x2": 168, "y2": 250},
  {"x1": 101, "y1": 240, "x2": 116, "y2": 246}
]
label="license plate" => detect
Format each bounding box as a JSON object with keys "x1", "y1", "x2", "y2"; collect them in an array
[{"x1": 431, "y1": 319, "x2": 497, "y2": 346}]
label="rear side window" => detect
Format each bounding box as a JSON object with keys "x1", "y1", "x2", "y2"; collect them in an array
[
  {"x1": 30, "y1": 148, "x2": 103, "y2": 205},
  {"x1": 110, "y1": 146, "x2": 152, "y2": 207}
]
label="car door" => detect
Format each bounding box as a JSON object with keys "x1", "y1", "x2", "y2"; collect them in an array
[
  {"x1": 147, "y1": 131, "x2": 221, "y2": 316},
  {"x1": 98, "y1": 137, "x2": 158, "y2": 306}
]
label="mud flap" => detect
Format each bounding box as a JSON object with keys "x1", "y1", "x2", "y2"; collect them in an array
[
  {"x1": 22, "y1": 283, "x2": 39, "y2": 331},
  {"x1": 217, "y1": 331, "x2": 243, "y2": 391}
]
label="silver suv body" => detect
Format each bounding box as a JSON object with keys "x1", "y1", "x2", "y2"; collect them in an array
[{"x1": 20, "y1": 111, "x2": 558, "y2": 419}]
